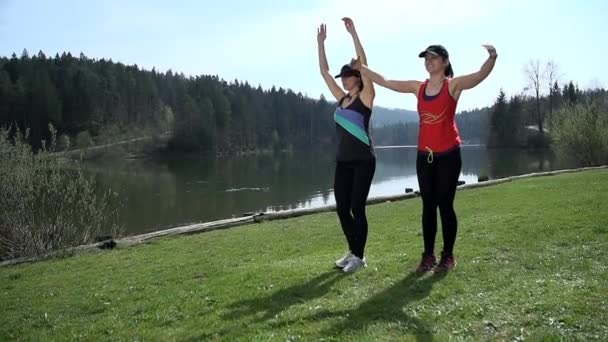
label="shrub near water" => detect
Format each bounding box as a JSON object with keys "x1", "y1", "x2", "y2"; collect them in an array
[
  {"x1": 0, "y1": 125, "x2": 119, "y2": 260},
  {"x1": 548, "y1": 97, "x2": 608, "y2": 166}
]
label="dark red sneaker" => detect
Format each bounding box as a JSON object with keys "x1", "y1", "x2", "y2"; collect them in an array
[
  {"x1": 415, "y1": 253, "x2": 437, "y2": 274},
  {"x1": 435, "y1": 253, "x2": 457, "y2": 273}
]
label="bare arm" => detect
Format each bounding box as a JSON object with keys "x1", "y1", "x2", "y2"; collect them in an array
[
  {"x1": 351, "y1": 57, "x2": 421, "y2": 94},
  {"x1": 317, "y1": 24, "x2": 346, "y2": 102},
  {"x1": 450, "y1": 45, "x2": 497, "y2": 98},
  {"x1": 343, "y1": 17, "x2": 374, "y2": 103}
]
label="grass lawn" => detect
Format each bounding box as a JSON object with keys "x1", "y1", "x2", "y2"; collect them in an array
[{"x1": 1, "y1": 170, "x2": 607, "y2": 341}]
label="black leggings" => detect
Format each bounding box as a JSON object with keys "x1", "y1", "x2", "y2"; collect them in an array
[
  {"x1": 416, "y1": 148, "x2": 462, "y2": 256},
  {"x1": 334, "y1": 160, "x2": 376, "y2": 259}
]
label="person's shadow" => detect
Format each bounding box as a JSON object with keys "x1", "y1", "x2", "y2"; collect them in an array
[
  {"x1": 271, "y1": 271, "x2": 446, "y2": 341},
  {"x1": 223, "y1": 270, "x2": 348, "y2": 323}
]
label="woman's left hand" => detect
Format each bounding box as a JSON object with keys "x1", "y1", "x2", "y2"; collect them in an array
[
  {"x1": 482, "y1": 44, "x2": 498, "y2": 59},
  {"x1": 342, "y1": 17, "x2": 356, "y2": 35}
]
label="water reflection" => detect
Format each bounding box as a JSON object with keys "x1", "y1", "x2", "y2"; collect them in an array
[{"x1": 83, "y1": 146, "x2": 577, "y2": 235}]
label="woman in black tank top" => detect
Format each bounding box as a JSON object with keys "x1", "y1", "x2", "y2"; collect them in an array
[{"x1": 317, "y1": 18, "x2": 376, "y2": 273}]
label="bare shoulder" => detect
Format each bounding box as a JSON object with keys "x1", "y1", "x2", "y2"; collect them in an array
[{"x1": 412, "y1": 80, "x2": 424, "y2": 95}]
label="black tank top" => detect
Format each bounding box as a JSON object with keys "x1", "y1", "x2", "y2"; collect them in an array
[{"x1": 333, "y1": 95, "x2": 375, "y2": 162}]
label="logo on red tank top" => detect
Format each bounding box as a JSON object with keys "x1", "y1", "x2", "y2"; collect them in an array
[{"x1": 420, "y1": 107, "x2": 447, "y2": 125}]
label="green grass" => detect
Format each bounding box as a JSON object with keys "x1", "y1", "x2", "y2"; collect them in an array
[{"x1": 1, "y1": 170, "x2": 608, "y2": 341}]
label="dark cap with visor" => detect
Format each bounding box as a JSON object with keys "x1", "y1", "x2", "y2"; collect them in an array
[{"x1": 334, "y1": 64, "x2": 361, "y2": 78}]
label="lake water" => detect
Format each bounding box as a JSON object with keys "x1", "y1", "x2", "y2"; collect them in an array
[{"x1": 83, "y1": 146, "x2": 579, "y2": 235}]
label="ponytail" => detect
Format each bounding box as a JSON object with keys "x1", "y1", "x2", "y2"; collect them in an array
[{"x1": 445, "y1": 62, "x2": 454, "y2": 78}]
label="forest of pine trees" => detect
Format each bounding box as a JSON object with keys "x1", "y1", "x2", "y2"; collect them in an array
[{"x1": 0, "y1": 50, "x2": 337, "y2": 153}]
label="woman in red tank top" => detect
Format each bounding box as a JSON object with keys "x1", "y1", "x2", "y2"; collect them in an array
[{"x1": 352, "y1": 44, "x2": 497, "y2": 273}]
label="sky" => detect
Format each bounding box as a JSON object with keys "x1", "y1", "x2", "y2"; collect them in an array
[{"x1": 1, "y1": 0, "x2": 606, "y2": 111}]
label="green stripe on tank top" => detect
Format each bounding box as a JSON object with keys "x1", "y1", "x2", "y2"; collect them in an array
[{"x1": 334, "y1": 113, "x2": 370, "y2": 146}]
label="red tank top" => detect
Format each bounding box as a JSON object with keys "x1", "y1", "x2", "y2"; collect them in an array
[{"x1": 416, "y1": 79, "x2": 461, "y2": 153}]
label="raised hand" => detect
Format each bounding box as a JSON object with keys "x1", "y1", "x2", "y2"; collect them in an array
[
  {"x1": 342, "y1": 17, "x2": 356, "y2": 35},
  {"x1": 317, "y1": 24, "x2": 327, "y2": 45},
  {"x1": 482, "y1": 44, "x2": 498, "y2": 59}
]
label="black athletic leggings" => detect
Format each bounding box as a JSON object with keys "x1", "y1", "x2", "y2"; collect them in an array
[
  {"x1": 334, "y1": 160, "x2": 376, "y2": 259},
  {"x1": 416, "y1": 147, "x2": 462, "y2": 256}
]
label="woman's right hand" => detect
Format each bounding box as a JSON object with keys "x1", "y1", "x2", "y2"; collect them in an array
[{"x1": 317, "y1": 24, "x2": 327, "y2": 45}]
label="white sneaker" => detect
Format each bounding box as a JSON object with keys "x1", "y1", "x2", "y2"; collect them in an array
[
  {"x1": 343, "y1": 256, "x2": 367, "y2": 273},
  {"x1": 335, "y1": 252, "x2": 354, "y2": 268}
]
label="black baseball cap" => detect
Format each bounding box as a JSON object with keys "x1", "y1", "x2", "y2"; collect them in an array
[
  {"x1": 334, "y1": 64, "x2": 361, "y2": 78},
  {"x1": 418, "y1": 45, "x2": 449, "y2": 59}
]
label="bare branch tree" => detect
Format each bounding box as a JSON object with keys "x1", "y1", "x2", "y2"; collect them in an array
[
  {"x1": 524, "y1": 59, "x2": 546, "y2": 138},
  {"x1": 545, "y1": 60, "x2": 561, "y2": 120}
]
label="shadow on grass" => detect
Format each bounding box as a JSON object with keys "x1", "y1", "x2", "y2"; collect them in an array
[
  {"x1": 271, "y1": 271, "x2": 446, "y2": 341},
  {"x1": 222, "y1": 270, "x2": 348, "y2": 323}
]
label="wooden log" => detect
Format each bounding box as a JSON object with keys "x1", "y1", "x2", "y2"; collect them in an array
[
  {"x1": 0, "y1": 216, "x2": 256, "y2": 266},
  {"x1": 255, "y1": 206, "x2": 337, "y2": 222},
  {"x1": 116, "y1": 216, "x2": 256, "y2": 246}
]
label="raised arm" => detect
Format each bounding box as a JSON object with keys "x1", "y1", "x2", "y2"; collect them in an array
[
  {"x1": 450, "y1": 45, "x2": 498, "y2": 98},
  {"x1": 342, "y1": 17, "x2": 374, "y2": 102},
  {"x1": 317, "y1": 24, "x2": 346, "y2": 102},
  {"x1": 350, "y1": 56, "x2": 421, "y2": 95}
]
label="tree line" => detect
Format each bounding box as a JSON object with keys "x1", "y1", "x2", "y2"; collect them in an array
[
  {"x1": 0, "y1": 50, "x2": 337, "y2": 153},
  {"x1": 2, "y1": 51, "x2": 605, "y2": 158}
]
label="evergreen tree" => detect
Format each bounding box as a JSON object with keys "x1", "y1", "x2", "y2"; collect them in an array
[{"x1": 488, "y1": 90, "x2": 508, "y2": 147}]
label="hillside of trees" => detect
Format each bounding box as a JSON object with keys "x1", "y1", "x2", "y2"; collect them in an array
[
  {"x1": 370, "y1": 106, "x2": 418, "y2": 128},
  {"x1": 372, "y1": 107, "x2": 490, "y2": 146},
  {"x1": 0, "y1": 50, "x2": 338, "y2": 154}
]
